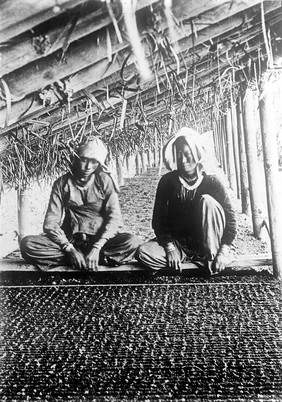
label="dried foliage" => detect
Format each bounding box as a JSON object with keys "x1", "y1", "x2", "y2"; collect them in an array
[
  {"x1": 0, "y1": 0, "x2": 277, "y2": 192},
  {"x1": 0, "y1": 128, "x2": 73, "y2": 190}
]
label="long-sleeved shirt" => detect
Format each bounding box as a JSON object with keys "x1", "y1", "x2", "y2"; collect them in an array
[
  {"x1": 152, "y1": 171, "x2": 236, "y2": 247},
  {"x1": 43, "y1": 167, "x2": 123, "y2": 247}
]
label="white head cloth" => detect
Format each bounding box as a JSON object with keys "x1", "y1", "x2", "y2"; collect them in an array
[
  {"x1": 75, "y1": 137, "x2": 120, "y2": 192},
  {"x1": 76, "y1": 137, "x2": 108, "y2": 165},
  {"x1": 163, "y1": 127, "x2": 206, "y2": 190}
]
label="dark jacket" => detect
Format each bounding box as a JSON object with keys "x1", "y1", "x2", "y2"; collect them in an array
[{"x1": 152, "y1": 171, "x2": 236, "y2": 247}]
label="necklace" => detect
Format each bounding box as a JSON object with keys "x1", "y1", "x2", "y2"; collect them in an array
[{"x1": 183, "y1": 174, "x2": 197, "y2": 185}]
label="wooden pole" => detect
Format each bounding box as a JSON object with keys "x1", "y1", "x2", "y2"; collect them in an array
[
  {"x1": 140, "y1": 152, "x2": 146, "y2": 173},
  {"x1": 158, "y1": 132, "x2": 163, "y2": 176},
  {"x1": 154, "y1": 127, "x2": 159, "y2": 167},
  {"x1": 236, "y1": 91, "x2": 250, "y2": 214},
  {"x1": 216, "y1": 121, "x2": 222, "y2": 167},
  {"x1": 213, "y1": 121, "x2": 220, "y2": 163},
  {"x1": 147, "y1": 149, "x2": 152, "y2": 168},
  {"x1": 125, "y1": 155, "x2": 131, "y2": 178},
  {"x1": 135, "y1": 153, "x2": 141, "y2": 175},
  {"x1": 230, "y1": 94, "x2": 241, "y2": 199},
  {"x1": 115, "y1": 155, "x2": 124, "y2": 187},
  {"x1": 127, "y1": 154, "x2": 135, "y2": 178},
  {"x1": 259, "y1": 73, "x2": 282, "y2": 279},
  {"x1": 218, "y1": 118, "x2": 224, "y2": 172},
  {"x1": 242, "y1": 86, "x2": 263, "y2": 238},
  {"x1": 220, "y1": 116, "x2": 228, "y2": 175},
  {"x1": 17, "y1": 188, "x2": 29, "y2": 241},
  {"x1": 225, "y1": 109, "x2": 237, "y2": 190}
]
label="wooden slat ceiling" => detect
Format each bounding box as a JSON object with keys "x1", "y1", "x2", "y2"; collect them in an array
[{"x1": 0, "y1": 0, "x2": 281, "y2": 144}]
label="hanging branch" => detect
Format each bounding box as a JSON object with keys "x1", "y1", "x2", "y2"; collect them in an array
[
  {"x1": 106, "y1": 0, "x2": 123, "y2": 44},
  {"x1": 261, "y1": 0, "x2": 273, "y2": 69},
  {"x1": 121, "y1": 0, "x2": 152, "y2": 82}
]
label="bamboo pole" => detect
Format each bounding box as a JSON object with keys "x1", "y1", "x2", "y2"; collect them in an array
[
  {"x1": 147, "y1": 149, "x2": 152, "y2": 168},
  {"x1": 216, "y1": 122, "x2": 222, "y2": 166},
  {"x1": 115, "y1": 155, "x2": 124, "y2": 187},
  {"x1": 230, "y1": 94, "x2": 241, "y2": 199},
  {"x1": 17, "y1": 188, "x2": 29, "y2": 241},
  {"x1": 225, "y1": 109, "x2": 237, "y2": 190},
  {"x1": 126, "y1": 154, "x2": 136, "y2": 178},
  {"x1": 218, "y1": 118, "x2": 225, "y2": 172},
  {"x1": 135, "y1": 153, "x2": 141, "y2": 175},
  {"x1": 259, "y1": 73, "x2": 282, "y2": 279},
  {"x1": 140, "y1": 152, "x2": 146, "y2": 173},
  {"x1": 242, "y1": 86, "x2": 263, "y2": 238},
  {"x1": 212, "y1": 121, "x2": 220, "y2": 163},
  {"x1": 154, "y1": 128, "x2": 159, "y2": 168},
  {"x1": 223, "y1": 115, "x2": 230, "y2": 184},
  {"x1": 125, "y1": 155, "x2": 130, "y2": 178},
  {"x1": 221, "y1": 116, "x2": 228, "y2": 175},
  {"x1": 158, "y1": 133, "x2": 163, "y2": 176},
  {"x1": 236, "y1": 91, "x2": 249, "y2": 214}
]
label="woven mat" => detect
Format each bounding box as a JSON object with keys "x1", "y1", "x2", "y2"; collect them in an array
[{"x1": 0, "y1": 277, "x2": 281, "y2": 401}]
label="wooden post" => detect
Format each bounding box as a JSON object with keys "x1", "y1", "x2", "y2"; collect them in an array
[
  {"x1": 220, "y1": 116, "x2": 228, "y2": 175},
  {"x1": 242, "y1": 86, "x2": 263, "y2": 238},
  {"x1": 225, "y1": 109, "x2": 237, "y2": 190},
  {"x1": 127, "y1": 154, "x2": 135, "y2": 178},
  {"x1": 115, "y1": 154, "x2": 124, "y2": 187},
  {"x1": 217, "y1": 119, "x2": 223, "y2": 170},
  {"x1": 147, "y1": 149, "x2": 152, "y2": 168},
  {"x1": 154, "y1": 127, "x2": 159, "y2": 167},
  {"x1": 230, "y1": 95, "x2": 241, "y2": 199},
  {"x1": 158, "y1": 132, "x2": 163, "y2": 176},
  {"x1": 236, "y1": 92, "x2": 249, "y2": 215},
  {"x1": 140, "y1": 152, "x2": 146, "y2": 173},
  {"x1": 123, "y1": 155, "x2": 129, "y2": 179},
  {"x1": 215, "y1": 122, "x2": 222, "y2": 166},
  {"x1": 213, "y1": 121, "x2": 220, "y2": 163},
  {"x1": 17, "y1": 188, "x2": 29, "y2": 241},
  {"x1": 135, "y1": 153, "x2": 140, "y2": 175},
  {"x1": 259, "y1": 73, "x2": 282, "y2": 279}
]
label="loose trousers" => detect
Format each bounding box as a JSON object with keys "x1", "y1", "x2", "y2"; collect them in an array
[
  {"x1": 136, "y1": 195, "x2": 226, "y2": 270},
  {"x1": 21, "y1": 232, "x2": 142, "y2": 269}
]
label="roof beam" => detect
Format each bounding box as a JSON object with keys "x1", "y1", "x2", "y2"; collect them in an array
[
  {"x1": 1, "y1": 0, "x2": 279, "y2": 135},
  {"x1": 2, "y1": 37, "x2": 264, "y2": 141},
  {"x1": 0, "y1": 0, "x2": 87, "y2": 43},
  {"x1": 1, "y1": 0, "x2": 277, "y2": 134},
  {"x1": 2, "y1": 0, "x2": 236, "y2": 100},
  {"x1": 1, "y1": 0, "x2": 160, "y2": 76},
  {"x1": 0, "y1": 0, "x2": 263, "y2": 132}
]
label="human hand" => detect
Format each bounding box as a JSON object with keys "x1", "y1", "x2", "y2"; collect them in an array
[
  {"x1": 85, "y1": 247, "x2": 101, "y2": 271},
  {"x1": 213, "y1": 244, "x2": 235, "y2": 274},
  {"x1": 166, "y1": 248, "x2": 182, "y2": 273},
  {"x1": 66, "y1": 246, "x2": 86, "y2": 270}
]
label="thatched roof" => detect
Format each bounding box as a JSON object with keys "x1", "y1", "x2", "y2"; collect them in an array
[{"x1": 0, "y1": 0, "x2": 281, "y2": 188}]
